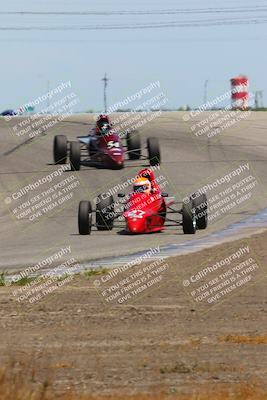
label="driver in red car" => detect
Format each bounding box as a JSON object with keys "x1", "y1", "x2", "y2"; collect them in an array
[
  {"x1": 130, "y1": 172, "x2": 163, "y2": 215},
  {"x1": 125, "y1": 170, "x2": 162, "y2": 213},
  {"x1": 137, "y1": 168, "x2": 161, "y2": 194},
  {"x1": 133, "y1": 177, "x2": 152, "y2": 194}
]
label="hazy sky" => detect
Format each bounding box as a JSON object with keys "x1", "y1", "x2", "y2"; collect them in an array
[{"x1": 1, "y1": 0, "x2": 267, "y2": 112}]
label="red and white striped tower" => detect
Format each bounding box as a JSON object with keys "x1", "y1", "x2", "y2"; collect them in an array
[{"x1": 230, "y1": 75, "x2": 249, "y2": 110}]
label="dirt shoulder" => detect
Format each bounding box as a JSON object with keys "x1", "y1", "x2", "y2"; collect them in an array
[{"x1": 0, "y1": 230, "x2": 266, "y2": 398}]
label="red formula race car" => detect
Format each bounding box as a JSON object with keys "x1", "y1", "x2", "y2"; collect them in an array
[
  {"x1": 78, "y1": 169, "x2": 208, "y2": 235},
  {"x1": 53, "y1": 114, "x2": 160, "y2": 170}
]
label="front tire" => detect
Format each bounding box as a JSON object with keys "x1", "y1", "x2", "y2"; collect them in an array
[
  {"x1": 182, "y1": 200, "x2": 196, "y2": 234},
  {"x1": 193, "y1": 193, "x2": 208, "y2": 230},
  {"x1": 70, "y1": 142, "x2": 81, "y2": 171},
  {"x1": 96, "y1": 194, "x2": 114, "y2": 231},
  {"x1": 54, "y1": 135, "x2": 67, "y2": 164},
  {"x1": 127, "y1": 131, "x2": 141, "y2": 160},
  {"x1": 78, "y1": 201, "x2": 92, "y2": 235},
  {"x1": 147, "y1": 137, "x2": 160, "y2": 166}
]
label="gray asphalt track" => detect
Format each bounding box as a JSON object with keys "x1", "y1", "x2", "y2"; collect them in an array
[{"x1": 0, "y1": 112, "x2": 267, "y2": 271}]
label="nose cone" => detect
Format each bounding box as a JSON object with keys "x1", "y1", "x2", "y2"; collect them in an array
[
  {"x1": 126, "y1": 217, "x2": 146, "y2": 234},
  {"x1": 110, "y1": 150, "x2": 124, "y2": 165}
]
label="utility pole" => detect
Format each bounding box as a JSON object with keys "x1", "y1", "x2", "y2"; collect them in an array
[
  {"x1": 102, "y1": 73, "x2": 109, "y2": 113},
  {"x1": 204, "y1": 79, "x2": 208, "y2": 106}
]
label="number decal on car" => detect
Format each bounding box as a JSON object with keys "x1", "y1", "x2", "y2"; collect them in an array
[
  {"x1": 107, "y1": 141, "x2": 120, "y2": 149},
  {"x1": 127, "y1": 210, "x2": 145, "y2": 219}
]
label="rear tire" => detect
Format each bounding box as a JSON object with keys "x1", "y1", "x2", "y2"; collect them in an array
[
  {"x1": 54, "y1": 135, "x2": 67, "y2": 164},
  {"x1": 127, "y1": 131, "x2": 141, "y2": 160},
  {"x1": 182, "y1": 200, "x2": 196, "y2": 234},
  {"x1": 147, "y1": 137, "x2": 160, "y2": 166},
  {"x1": 78, "y1": 201, "x2": 92, "y2": 235},
  {"x1": 193, "y1": 193, "x2": 208, "y2": 230},
  {"x1": 70, "y1": 141, "x2": 81, "y2": 171},
  {"x1": 96, "y1": 195, "x2": 114, "y2": 231}
]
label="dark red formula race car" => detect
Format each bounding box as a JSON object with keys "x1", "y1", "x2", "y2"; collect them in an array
[
  {"x1": 78, "y1": 169, "x2": 208, "y2": 235},
  {"x1": 53, "y1": 114, "x2": 160, "y2": 170}
]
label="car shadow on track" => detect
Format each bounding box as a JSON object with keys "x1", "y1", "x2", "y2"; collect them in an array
[
  {"x1": 47, "y1": 161, "x2": 150, "y2": 170},
  {"x1": 117, "y1": 229, "x2": 167, "y2": 236},
  {"x1": 80, "y1": 161, "x2": 150, "y2": 170}
]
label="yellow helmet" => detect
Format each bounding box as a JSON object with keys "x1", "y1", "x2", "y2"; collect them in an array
[{"x1": 133, "y1": 177, "x2": 151, "y2": 194}]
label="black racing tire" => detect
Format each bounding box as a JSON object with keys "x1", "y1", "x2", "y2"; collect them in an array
[
  {"x1": 96, "y1": 194, "x2": 114, "y2": 231},
  {"x1": 127, "y1": 131, "x2": 141, "y2": 160},
  {"x1": 70, "y1": 141, "x2": 81, "y2": 171},
  {"x1": 193, "y1": 193, "x2": 208, "y2": 230},
  {"x1": 54, "y1": 135, "x2": 67, "y2": 164},
  {"x1": 78, "y1": 201, "x2": 92, "y2": 235},
  {"x1": 147, "y1": 137, "x2": 160, "y2": 166},
  {"x1": 112, "y1": 163, "x2": 124, "y2": 170},
  {"x1": 182, "y1": 200, "x2": 196, "y2": 234}
]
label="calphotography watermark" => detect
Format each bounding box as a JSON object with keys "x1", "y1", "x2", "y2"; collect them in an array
[
  {"x1": 6, "y1": 81, "x2": 80, "y2": 140},
  {"x1": 11, "y1": 246, "x2": 81, "y2": 304},
  {"x1": 93, "y1": 246, "x2": 170, "y2": 307},
  {"x1": 183, "y1": 89, "x2": 254, "y2": 143},
  {"x1": 3, "y1": 164, "x2": 81, "y2": 224},
  {"x1": 182, "y1": 244, "x2": 264, "y2": 311},
  {"x1": 92, "y1": 166, "x2": 169, "y2": 225},
  {"x1": 181, "y1": 162, "x2": 263, "y2": 227},
  {"x1": 191, "y1": 109, "x2": 252, "y2": 139},
  {"x1": 97, "y1": 81, "x2": 169, "y2": 137},
  {"x1": 93, "y1": 164, "x2": 162, "y2": 202}
]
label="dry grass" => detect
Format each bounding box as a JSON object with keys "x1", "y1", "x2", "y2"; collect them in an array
[
  {"x1": 220, "y1": 334, "x2": 267, "y2": 344},
  {"x1": 0, "y1": 366, "x2": 267, "y2": 400}
]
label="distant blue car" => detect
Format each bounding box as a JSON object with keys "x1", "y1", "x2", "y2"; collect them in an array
[{"x1": 1, "y1": 109, "x2": 17, "y2": 116}]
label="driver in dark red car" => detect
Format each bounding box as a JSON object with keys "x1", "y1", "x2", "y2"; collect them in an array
[
  {"x1": 95, "y1": 114, "x2": 112, "y2": 135},
  {"x1": 90, "y1": 114, "x2": 113, "y2": 153}
]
